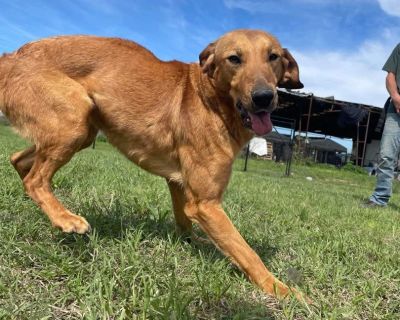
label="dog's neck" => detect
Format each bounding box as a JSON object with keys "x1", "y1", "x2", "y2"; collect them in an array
[{"x1": 191, "y1": 64, "x2": 253, "y2": 151}]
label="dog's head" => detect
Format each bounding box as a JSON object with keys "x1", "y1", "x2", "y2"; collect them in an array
[{"x1": 199, "y1": 29, "x2": 303, "y2": 136}]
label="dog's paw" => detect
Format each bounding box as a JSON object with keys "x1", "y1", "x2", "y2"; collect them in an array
[{"x1": 53, "y1": 212, "x2": 91, "y2": 234}]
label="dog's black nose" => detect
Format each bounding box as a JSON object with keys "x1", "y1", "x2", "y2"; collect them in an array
[{"x1": 251, "y1": 89, "x2": 274, "y2": 109}]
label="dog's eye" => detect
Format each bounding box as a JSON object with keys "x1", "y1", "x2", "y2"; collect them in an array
[
  {"x1": 228, "y1": 55, "x2": 241, "y2": 65},
  {"x1": 269, "y1": 53, "x2": 279, "y2": 62}
]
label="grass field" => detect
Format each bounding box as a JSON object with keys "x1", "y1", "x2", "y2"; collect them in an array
[{"x1": 0, "y1": 124, "x2": 399, "y2": 320}]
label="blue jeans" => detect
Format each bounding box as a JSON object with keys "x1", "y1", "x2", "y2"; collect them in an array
[{"x1": 369, "y1": 103, "x2": 400, "y2": 205}]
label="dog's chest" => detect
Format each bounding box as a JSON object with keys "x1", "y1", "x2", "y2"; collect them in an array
[{"x1": 110, "y1": 136, "x2": 183, "y2": 183}]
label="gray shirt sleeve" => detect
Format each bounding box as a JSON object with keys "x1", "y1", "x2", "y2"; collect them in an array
[{"x1": 383, "y1": 44, "x2": 400, "y2": 73}]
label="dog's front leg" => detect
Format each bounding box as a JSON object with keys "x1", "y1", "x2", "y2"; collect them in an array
[
  {"x1": 166, "y1": 180, "x2": 192, "y2": 236},
  {"x1": 166, "y1": 179, "x2": 213, "y2": 244},
  {"x1": 178, "y1": 148, "x2": 308, "y2": 301},
  {"x1": 184, "y1": 200, "x2": 293, "y2": 299}
]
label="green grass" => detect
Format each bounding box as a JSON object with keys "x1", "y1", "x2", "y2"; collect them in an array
[{"x1": 0, "y1": 124, "x2": 399, "y2": 319}]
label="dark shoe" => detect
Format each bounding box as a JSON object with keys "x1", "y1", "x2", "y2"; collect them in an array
[{"x1": 361, "y1": 200, "x2": 385, "y2": 208}]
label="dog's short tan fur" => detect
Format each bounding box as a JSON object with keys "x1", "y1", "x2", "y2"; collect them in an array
[{"x1": 0, "y1": 30, "x2": 305, "y2": 300}]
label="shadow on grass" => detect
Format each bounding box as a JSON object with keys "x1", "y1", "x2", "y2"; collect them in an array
[
  {"x1": 79, "y1": 199, "x2": 280, "y2": 261},
  {"x1": 54, "y1": 199, "x2": 282, "y2": 318},
  {"x1": 191, "y1": 295, "x2": 279, "y2": 320}
]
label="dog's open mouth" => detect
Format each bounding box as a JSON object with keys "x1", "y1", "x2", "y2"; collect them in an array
[{"x1": 237, "y1": 103, "x2": 273, "y2": 136}]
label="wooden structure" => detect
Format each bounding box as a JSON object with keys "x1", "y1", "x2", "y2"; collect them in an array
[{"x1": 274, "y1": 90, "x2": 383, "y2": 166}]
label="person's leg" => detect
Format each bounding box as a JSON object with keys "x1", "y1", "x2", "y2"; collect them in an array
[{"x1": 369, "y1": 112, "x2": 400, "y2": 205}]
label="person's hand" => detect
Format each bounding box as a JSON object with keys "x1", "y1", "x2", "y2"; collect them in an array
[{"x1": 392, "y1": 95, "x2": 400, "y2": 113}]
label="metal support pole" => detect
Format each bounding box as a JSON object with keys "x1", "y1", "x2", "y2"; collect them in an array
[
  {"x1": 361, "y1": 110, "x2": 371, "y2": 167},
  {"x1": 298, "y1": 104, "x2": 303, "y2": 152},
  {"x1": 285, "y1": 120, "x2": 296, "y2": 176},
  {"x1": 244, "y1": 144, "x2": 250, "y2": 171},
  {"x1": 305, "y1": 95, "x2": 313, "y2": 139},
  {"x1": 356, "y1": 122, "x2": 360, "y2": 166}
]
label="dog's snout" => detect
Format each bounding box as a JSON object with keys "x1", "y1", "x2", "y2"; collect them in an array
[{"x1": 251, "y1": 89, "x2": 274, "y2": 109}]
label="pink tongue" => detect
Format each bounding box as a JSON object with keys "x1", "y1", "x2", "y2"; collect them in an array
[{"x1": 248, "y1": 112, "x2": 272, "y2": 135}]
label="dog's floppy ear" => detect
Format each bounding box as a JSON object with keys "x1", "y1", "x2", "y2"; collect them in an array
[
  {"x1": 199, "y1": 42, "x2": 216, "y2": 78},
  {"x1": 278, "y1": 48, "x2": 304, "y2": 89}
]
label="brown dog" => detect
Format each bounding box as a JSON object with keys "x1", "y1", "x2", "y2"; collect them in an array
[{"x1": 0, "y1": 30, "x2": 304, "y2": 300}]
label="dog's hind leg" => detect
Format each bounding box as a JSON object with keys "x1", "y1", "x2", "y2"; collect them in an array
[
  {"x1": 21, "y1": 110, "x2": 98, "y2": 235},
  {"x1": 23, "y1": 147, "x2": 91, "y2": 233},
  {"x1": 6, "y1": 72, "x2": 96, "y2": 233}
]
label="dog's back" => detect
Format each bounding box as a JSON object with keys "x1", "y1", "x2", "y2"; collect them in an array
[
  {"x1": 0, "y1": 35, "x2": 179, "y2": 98},
  {"x1": 0, "y1": 36, "x2": 159, "y2": 74},
  {"x1": 0, "y1": 36, "x2": 190, "y2": 143}
]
